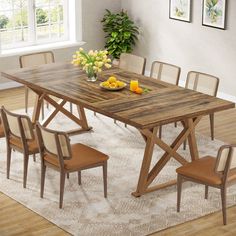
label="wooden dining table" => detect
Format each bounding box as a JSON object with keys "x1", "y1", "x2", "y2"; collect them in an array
[{"x1": 2, "y1": 63, "x2": 235, "y2": 197}]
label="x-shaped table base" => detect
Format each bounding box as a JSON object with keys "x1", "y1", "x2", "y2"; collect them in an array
[
  {"x1": 132, "y1": 116, "x2": 202, "y2": 197},
  {"x1": 31, "y1": 90, "x2": 92, "y2": 135}
]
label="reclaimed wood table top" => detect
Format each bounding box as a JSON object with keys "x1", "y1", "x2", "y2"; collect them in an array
[{"x1": 2, "y1": 63, "x2": 235, "y2": 129}]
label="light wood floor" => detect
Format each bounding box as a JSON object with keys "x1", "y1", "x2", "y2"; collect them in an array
[{"x1": 0, "y1": 87, "x2": 236, "y2": 236}]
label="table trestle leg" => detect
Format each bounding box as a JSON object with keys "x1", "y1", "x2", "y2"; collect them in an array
[
  {"x1": 132, "y1": 116, "x2": 202, "y2": 197},
  {"x1": 31, "y1": 90, "x2": 92, "y2": 136}
]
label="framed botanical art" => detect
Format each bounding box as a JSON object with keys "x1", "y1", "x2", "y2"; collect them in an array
[
  {"x1": 202, "y1": 0, "x2": 227, "y2": 29},
  {"x1": 169, "y1": 0, "x2": 192, "y2": 23}
]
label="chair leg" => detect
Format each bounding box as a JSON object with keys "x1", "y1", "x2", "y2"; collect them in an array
[
  {"x1": 209, "y1": 113, "x2": 214, "y2": 140},
  {"x1": 33, "y1": 154, "x2": 36, "y2": 162},
  {"x1": 78, "y1": 171, "x2": 82, "y2": 185},
  {"x1": 94, "y1": 112, "x2": 97, "y2": 116},
  {"x1": 221, "y1": 186, "x2": 227, "y2": 225},
  {"x1": 41, "y1": 100, "x2": 45, "y2": 120},
  {"x1": 59, "y1": 172, "x2": 66, "y2": 209},
  {"x1": 23, "y1": 154, "x2": 29, "y2": 188},
  {"x1": 46, "y1": 101, "x2": 49, "y2": 109},
  {"x1": 25, "y1": 86, "x2": 29, "y2": 113},
  {"x1": 205, "y1": 185, "x2": 209, "y2": 199},
  {"x1": 6, "y1": 147, "x2": 12, "y2": 179},
  {"x1": 174, "y1": 122, "x2": 177, "y2": 128},
  {"x1": 103, "y1": 162, "x2": 107, "y2": 198},
  {"x1": 40, "y1": 164, "x2": 46, "y2": 198},
  {"x1": 125, "y1": 123, "x2": 127, "y2": 128},
  {"x1": 177, "y1": 174, "x2": 183, "y2": 212},
  {"x1": 70, "y1": 102, "x2": 73, "y2": 113},
  {"x1": 114, "y1": 119, "x2": 116, "y2": 124},
  {"x1": 67, "y1": 173, "x2": 69, "y2": 179},
  {"x1": 183, "y1": 140, "x2": 187, "y2": 150},
  {"x1": 159, "y1": 125, "x2": 162, "y2": 139}
]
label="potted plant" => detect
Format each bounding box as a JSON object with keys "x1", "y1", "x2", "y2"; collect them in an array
[{"x1": 101, "y1": 9, "x2": 139, "y2": 61}]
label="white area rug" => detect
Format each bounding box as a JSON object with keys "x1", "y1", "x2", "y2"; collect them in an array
[{"x1": 0, "y1": 107, "x2": 235, "y2": 236}]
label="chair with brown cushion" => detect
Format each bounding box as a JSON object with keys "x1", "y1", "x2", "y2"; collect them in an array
[
  {"x1": 176, "y1": 144, "x2": 236, "y2": 225},
  {"x1": 0, "y1": 106, "x2": 39, "y2": 188},
  {"x1": 185, "y1": 71, "x2": 219, "y2": 141},
  {"x1": 112, "y1": 53, "x2": 146, "y2": 125},
  {"x1": 150, "y1": 61, "x2": 181, "y2": 85},
  {"x1": 150, "y1": 61, "x2": 181, "y2": 138},
  {"x1": 19, "y1": 52, "x2": 74, "y2": 117},
  {"x1": 119, "y1": 53, "x2": 146, "y2": 75},
  {"x1": 19, "y1": 51, "x2": 55, "y2": 117},
  {"x1": 35, "y1": 123, "x2": 109, "y2": 208},
  {"x1": 182, "y1": 71, "x2": 220, "y2": 149}
]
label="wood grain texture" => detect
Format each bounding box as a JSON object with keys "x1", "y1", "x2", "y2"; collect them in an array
[
  {"x1": 2, "y1": 63, "x2": 234, "y2": 129},
  {"x1": 0, "y1": 87, "x2": 236, "y2": 235},
  {"x1": 2, "y1": 63, "x2": 234, "y2": 199},
  {"x1": 0, "y1": 192, "x2": 70, "y2": 236}
]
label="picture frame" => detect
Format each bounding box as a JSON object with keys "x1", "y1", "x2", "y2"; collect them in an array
[
  {"x1": 202, "y1": 0, "x2": 227, "y2": 30},
  {"x1": 169, "y1": 0, "x2": 192, "y2": 23}
]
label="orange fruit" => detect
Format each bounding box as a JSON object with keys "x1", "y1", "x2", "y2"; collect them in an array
[{"x1": 135, "y1": 87, "x2": 143, "y2": 94}]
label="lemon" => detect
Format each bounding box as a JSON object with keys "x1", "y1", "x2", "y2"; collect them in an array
[
  {"x1": 117, "y1": 81, "x2": 125, "y2": 87},
  {"x1": 110, "y1": 82, "x2": 117, "y2": 88},
  {"x1": 108, "y1": 76, "x2": 117, "y2": 84},
  {"x1": 102, "y1": 81, "x2": 110, "y2": 87}
]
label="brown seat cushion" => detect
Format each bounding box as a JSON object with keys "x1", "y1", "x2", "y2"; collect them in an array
[
  {"x1": 9, "y1": 135, "x2": 39, "y2": 153},
  {"x1": 177, "y1": 156, "x2": 236, "y2": 185},
  {"x1": 177, "y1": 156, "x2": 220, "y2": 185},
  {"x1": 44, "y1": 143, "x2": 108, "y2": 171}
]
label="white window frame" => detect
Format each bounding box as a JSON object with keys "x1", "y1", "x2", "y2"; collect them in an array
[{"x1": 0, "y1": 0, "x2": 83, "y2": 56}]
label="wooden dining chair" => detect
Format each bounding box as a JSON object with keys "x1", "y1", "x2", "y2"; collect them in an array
[
  {"x1": 150, "y1": 61, "x2": 181, "y2": 138},
  {"x1": 0, "y1": 106, "x2": 39, "y2": 188},
  {"x1": 177, "y1": 144, "x2": 236, "y2": 225},
  {"x1": 150, "y1": 61, "x2": 181, "y2": 85},
  {"x1": 119, "y1": 53, "x2": 146, "y2": 75},
  {"x1": 111, "y1": 53, "x2": 146, "y2": 125},
  {"x1": 19, "y1": 51, "x2": 55, "y2": 118},
  {"x1": 183, "y1": 71, "x2": 220, "y2": 149},
  {"x1": 35, "y1": 123, "x2": 109, "y2": 209}
]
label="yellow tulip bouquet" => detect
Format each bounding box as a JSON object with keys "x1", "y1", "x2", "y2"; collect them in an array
[{"x1": 72, "y1": 48, "x2": 112, "y2": 82}]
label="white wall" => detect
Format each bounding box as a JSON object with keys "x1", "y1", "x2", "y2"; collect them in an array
[
  {"x1": 0, "y1": 0, "x2": 121, "y2": 87},
  {"x1": 121, "y1": 0, "x2": 236, "y2": 99}
]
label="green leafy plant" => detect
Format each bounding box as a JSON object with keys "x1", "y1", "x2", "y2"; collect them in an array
[{"x1": 101, "y1": 9, "x2": 139, "y2": 59}]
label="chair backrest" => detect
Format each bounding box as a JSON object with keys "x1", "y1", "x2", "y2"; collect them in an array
[
  {"x1": 186, "y1": 71, "x2": 219, "y2": 96},
  {"x1": 119, "y1": 53, "x2": 146, "y2": 75},
  {"x1": 215, "y1": 145, "x2": 236, "y2": 179},
  {"x1": 19, "y1": 51, "x2": 55, "y2": 68},
  {"x1": 150, "y1": 61, "x2": 181, "y2": 85},
  {"x1": 0, "y1": 106, "x2": 34, "y2": 141},
  {"x1": 36, "y1": 123, "x2": 72, "y2": 168}
]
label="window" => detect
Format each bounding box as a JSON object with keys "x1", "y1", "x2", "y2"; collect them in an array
[{"x1": 0, "y1": 0, "x2": 69, "y2": 50}]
